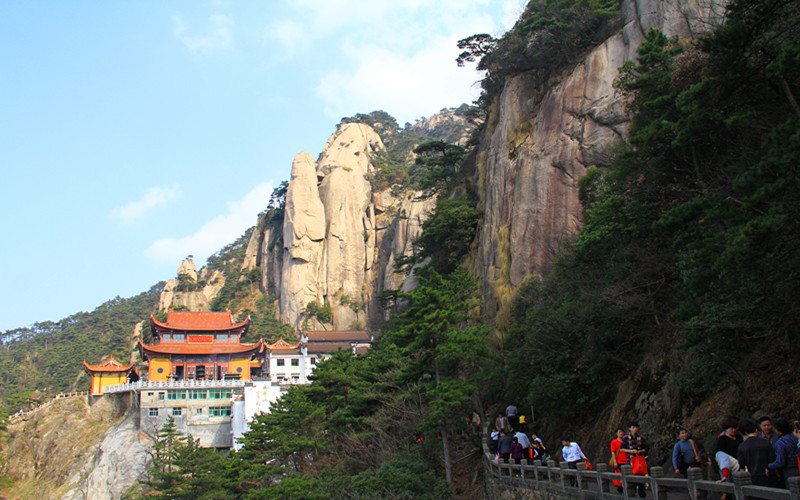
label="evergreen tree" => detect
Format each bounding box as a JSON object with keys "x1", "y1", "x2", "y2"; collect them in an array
[{"x1": 384, "y1": 268, "x2": 489, "y2": 485}]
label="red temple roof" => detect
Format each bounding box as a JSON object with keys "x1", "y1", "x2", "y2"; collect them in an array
[
  {"x1": 83, "y1": 355, "x2": 135, "y2": 373},
  {"x1": 150, "y1": 310, "x2": 250, "y2": 332},
  {"x1": 139, "y1": 339, "x2": 263, "y2": 356}
]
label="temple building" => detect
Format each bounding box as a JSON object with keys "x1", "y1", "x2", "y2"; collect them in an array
[
  {"x1": 95, "y1": 310, "x2": 373, "y2": 448},
  {"x1": 265, "y1": 331, "x2": 373, "y2": 385},
  {"x1": 140, "y1": 310, "x2": 264, "y2": 382},
  {"x1": 83, "y1": 355, "x2": 135, "y2": 396}
]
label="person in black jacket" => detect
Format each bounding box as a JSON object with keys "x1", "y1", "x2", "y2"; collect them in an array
[
  {"x1": 738, "y1": 422, "x2": 777, "y2": 487},
  {"x1": 497, "y1": 429, "x2": 513, "y2": 464}
]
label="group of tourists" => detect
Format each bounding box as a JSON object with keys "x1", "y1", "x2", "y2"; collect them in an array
[
  {"x1": 488, "y1": 404, "x2": 800, "y2": 494},
  {"x1": 606, "y1": 416, "x2": 798, "y2": 493},
  {"x1": 489, "y1": 403, "x2": 550, "y2": 466},
  {"x1": 668, "y1": 416, "x2": 800, "y2": 490}
]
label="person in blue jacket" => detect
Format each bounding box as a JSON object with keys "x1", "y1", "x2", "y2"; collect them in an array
[{"x1": 767, "y1": 419, "x2": 799, "y2": 488}]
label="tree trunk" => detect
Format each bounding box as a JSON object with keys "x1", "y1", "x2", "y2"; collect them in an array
[{"x1": 435, "y1": 357, "x2": 453, "y2": 485}]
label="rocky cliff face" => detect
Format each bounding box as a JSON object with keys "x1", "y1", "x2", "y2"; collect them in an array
[
  {"x1": 475, "y1": 0, "x2": 725, "y2": 317},
  {"x1": 64, "y1": 408, "x2": 151, "y2": 500},
  {"x1": 160, "y1": 0, "x2": 724, "y2": 329},
  {"x1": 0, "y1": 395, "x2": 146, "y2": 500},
  {"x1": 242, "y1": 122, "x2": 439, "y2": 330},
  {"x1": 158, "y1": 258, "x2": 225, "y2": 312}
]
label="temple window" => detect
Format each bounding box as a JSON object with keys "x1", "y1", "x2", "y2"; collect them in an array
[
  {"x1": 218, "y1": 334, "x2": 228, "y2": 343},
  {"x1": 173, "y1": 333, "x2": 185, "y2": 343},
  {"x1": 276, "y1": 359, "x2": 285, "y2": 366},
  {"x1": 291, "y1": 359, "x2": 299, "y2": 367}
]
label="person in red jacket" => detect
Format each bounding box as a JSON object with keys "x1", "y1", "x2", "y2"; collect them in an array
[{"x1": 610, "y1": 427, "x2": 627, "y2": 492}]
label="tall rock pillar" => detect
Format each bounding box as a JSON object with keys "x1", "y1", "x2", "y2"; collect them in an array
[{"x1": 281, "y1": 152, "x2": 326, "y2": 328}]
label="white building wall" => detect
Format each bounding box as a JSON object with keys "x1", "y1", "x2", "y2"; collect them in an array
[{"x1": 231, "y1": 380, "x2": 286, "y2": 451}]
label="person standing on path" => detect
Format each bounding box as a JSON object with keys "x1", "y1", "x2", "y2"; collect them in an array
[
  {"x1": 767, "y1": 418, "x2": 800, "y2": 488},
  {"x1": 561, "y1": 439, "x2": 587, "y2": 468},
  {"x1": 672, "y1": 428, "x2": 701, "y2": 477},
  {"x1": 611, "y1": 427, "x2": 627, "y2": 492},
  {"x1": 738, "y1": 422, "x2": 777, "y2": 487},
  {"x1": 498, "y1": 429, "x2": 514, "y2": 464},
  {"x1": 715, "y1": 417, "x2": 743, "y2": 482},
  {"x1": 620, "y1": 422, "x2": 649, "y2": 498},
  {"x1": 506, "y1": 403, "x2": 519, "y2": 431}
]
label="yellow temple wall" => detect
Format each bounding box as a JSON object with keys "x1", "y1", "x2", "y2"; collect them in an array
[
  {"x1": 149, "y1": 357, "x2": 171, "y2": 382},
  {"x1": 91, "y1": 375, "x2": 102, "y2": 396},
  {"x1": 229, "y1": 357, "x2": 250, "y2": 379},
  {"x1": 90, "y1": 372, "x2": 128, "y2": 395}
]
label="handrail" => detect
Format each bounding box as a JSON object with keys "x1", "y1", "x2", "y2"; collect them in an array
[
  {"x1": 483, "y1": 453, "x2": 800, "y2": 500},
  {"x1": 7, "y1": 391, "x2": 89, "y2": 423},
  {"x1": 103, "y1": 379, "x2": 247, "y2": 393}
]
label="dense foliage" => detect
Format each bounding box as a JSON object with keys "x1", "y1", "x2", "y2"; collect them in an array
[
  {"x1": 503, "y1": 0, "x2": 800, "y2": 427},
  {"x1": 0, "y1": 284, "x2": 161, "y2": 414}
]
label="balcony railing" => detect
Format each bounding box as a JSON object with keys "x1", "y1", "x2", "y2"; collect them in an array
[{"x1": 104, "y1": 379, "x2": 246, "y2": 394}]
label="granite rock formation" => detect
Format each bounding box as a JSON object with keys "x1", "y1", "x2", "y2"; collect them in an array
[{"x1": 475, "y1": 0, "x2": 725, "y2": 315}]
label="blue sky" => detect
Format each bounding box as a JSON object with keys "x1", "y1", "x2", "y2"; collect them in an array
[{"x1": 0, "y1": 0, "x2": 518, "y2": 331}]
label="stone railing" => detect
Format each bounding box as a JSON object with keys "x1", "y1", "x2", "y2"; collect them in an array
[
  {"x1": 484, "y1": 454, "x2": 800, "y2": 500},
  {"x1": 7, "y1": 391, "x2": 89, "y2": 423},
  {"x1": 103, "y1": 379, "x2": 247, "y2": 394}
]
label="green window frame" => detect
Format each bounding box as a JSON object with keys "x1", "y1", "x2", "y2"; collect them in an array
[
  {"x1": 209, "y1": 406, "x2": 231, "y2": 417},
  {"x1": 209, "y1": 389, "x2": 232, "y2": 399},
  {"x1": 167, "y1": 390, "x2": 187, "y2": 400},
  {"x1": 189, "y1": 390, "x2": 207, "y2": 400}
]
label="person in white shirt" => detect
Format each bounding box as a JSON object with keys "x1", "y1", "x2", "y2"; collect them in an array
[
  {"x1": 562, "y1": 439, "x2": 587, "y2": 468},
  {"x1": 515, "y1": 430, "x2": 531, "y2": 455}
]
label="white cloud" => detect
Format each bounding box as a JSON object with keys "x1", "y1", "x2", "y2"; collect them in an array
[
  {"x1": 316, "y1": 37, "x2": 486, "y2": 125},
  {"x1": 276, "y1": 1, "x2": 510, "y2": 124},
  {"x1": 144, "y1": 182, "x2": 272, "y2": 265},
  {"x1": 110, "y1": 185, "x2": 181, "y2": 224},
  {"x1": 265, "y1": 19, "x2": 309, "y2": 57},
  {"x1": 173, "y1": 13, "x2": 234, "y2": 54}
]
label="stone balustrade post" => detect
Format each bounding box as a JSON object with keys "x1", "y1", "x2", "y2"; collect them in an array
[
  {"x1": 560, "y1": 461, "x2": 570, "y2": 492},
  {"x1": 787, "y1": 476, "x2": 800, "y2": 500},
  {"x1": 576, "y1": 460, "x2": 587, "y2": 492},
  {"x1": 687, "y1": 466, "x2": 703, "y2": 500},
  {"x1": 596, "y1": 463, "x2": 610, "y2": 494},
  {"x1": 733, "y1": 470, "x2": 751, "y2": 500},
  {"x1": 621, "y1": 464, "x2": 633, "y2": 499},
  {"x1": 650, "y1": 466, "x2": 665, "y2": 500},
  {"x1": 532, "y1": 459, "x2": 542, "y2": 486}
]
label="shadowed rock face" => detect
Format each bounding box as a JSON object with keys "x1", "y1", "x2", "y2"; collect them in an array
[{"x1": 475, "y1": 0, "x2": 724, "y2": 314}]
